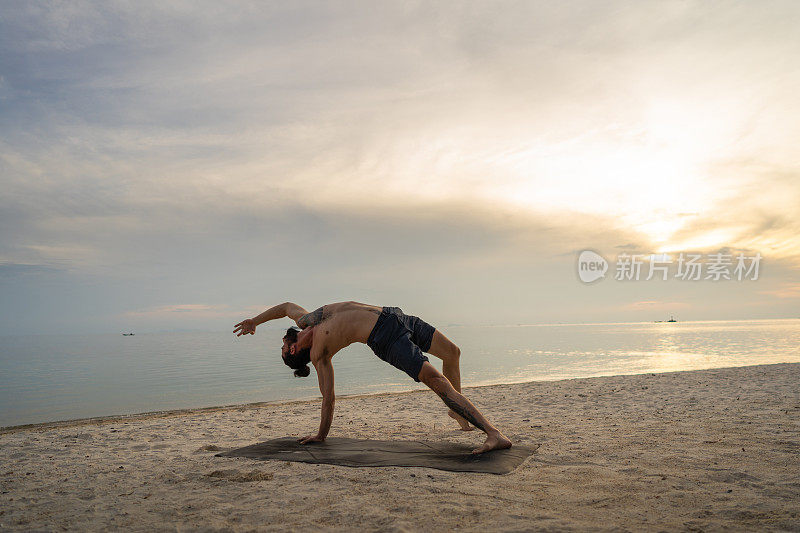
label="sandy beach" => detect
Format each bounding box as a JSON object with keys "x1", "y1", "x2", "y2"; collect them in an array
[{"x1": 1, "y1": 362, "x2": 799, "y2": 531}]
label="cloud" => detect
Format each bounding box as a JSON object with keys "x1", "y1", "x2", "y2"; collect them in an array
[
  {"x1": 623, "y1": 300, "x2": 690, "y2": 310},
  {"x1": 660, "y1": 159, "x2": 800, "y2": 264},
  {"x1": 2, "y1": 1, "x2": 800, "y2": 333},
  {"x1": 759, "y1": 283, "x2": 800, "y2": 299},
  {"x1": 0, "y1": 262, "x2": 62, "y2": 277},
  {"x1": 123, "y1": 303, "x2": 231, "y2": 318}
]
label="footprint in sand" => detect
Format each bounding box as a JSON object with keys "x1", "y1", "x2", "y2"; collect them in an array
[{"x1": 205, "y1": 469, "x2": 273, "y2": 482}]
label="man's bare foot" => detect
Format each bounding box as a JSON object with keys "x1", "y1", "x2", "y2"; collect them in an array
[
  {"x1": 448, "y1": 409, "x2": 474, "y2": 431},
  {"x1": 472, "y1": 431, "x2": 512, "y2": 454}
]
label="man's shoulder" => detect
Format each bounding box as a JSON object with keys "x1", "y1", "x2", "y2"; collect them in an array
[{"x1": 310, "y1": 331, "x2": 335, "y2": 363}]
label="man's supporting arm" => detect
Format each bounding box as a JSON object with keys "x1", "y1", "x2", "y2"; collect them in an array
[{"x1": 299, "y1": 358, "x2": 335, "y2": 443}]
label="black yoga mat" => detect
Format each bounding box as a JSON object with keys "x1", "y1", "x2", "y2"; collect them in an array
[{"x1": 217, "y1": 437, "x2": 539, "y2": 474}]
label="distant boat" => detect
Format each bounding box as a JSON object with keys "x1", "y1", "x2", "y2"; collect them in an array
[
  {"x1": 655, "y1": 315, "x2": 678, "y2": 323},
  {"x1": 122, "y1": 333, "x2": 135, "y2": 336}
]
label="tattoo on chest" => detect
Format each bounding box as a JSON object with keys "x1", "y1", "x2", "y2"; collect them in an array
[{"x1": 298, "y1": 306, "x2": 325, "y2": 328}]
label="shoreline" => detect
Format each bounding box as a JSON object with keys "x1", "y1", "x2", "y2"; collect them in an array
[{"x1": 2, "y1": 361, "x2": 796, "y2": 433}]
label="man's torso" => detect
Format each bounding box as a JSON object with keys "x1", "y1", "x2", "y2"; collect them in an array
[{"x1": 300, "y1": 301, "x2": 382, "y2": 361}]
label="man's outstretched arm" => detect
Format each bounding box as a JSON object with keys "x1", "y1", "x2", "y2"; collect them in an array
[{"x1": 233, "y1": 302, "x2": 308, "y2": 336}]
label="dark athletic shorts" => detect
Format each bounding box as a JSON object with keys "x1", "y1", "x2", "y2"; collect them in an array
[{"x1": 366, "y1": 307, "x2": 436, "y2": 382}]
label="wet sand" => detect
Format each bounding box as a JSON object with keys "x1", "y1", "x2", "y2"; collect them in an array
[{"x1": 1, "y1": 363, "x2": 799, "y2": 531}]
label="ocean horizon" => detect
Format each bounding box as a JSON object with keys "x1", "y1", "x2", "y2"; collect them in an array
[{"x1": 2, "y1": 318, "x2": 799, "y2": 428}]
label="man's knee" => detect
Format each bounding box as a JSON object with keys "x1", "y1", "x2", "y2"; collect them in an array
[
  {"x1": 440, "y1": 341, "x2": 460, "y2": 364},
  {"x1": 451, "y1": 345, "x2": 461, "y2": 361}
]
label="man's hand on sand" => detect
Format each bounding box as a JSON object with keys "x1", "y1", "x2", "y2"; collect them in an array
[
  {"x1": 298, "y1": 434, "x2": 325, "y2": 444},
  {"x1": 233, "y1": 319, "x2": 256, "y2": 337}
]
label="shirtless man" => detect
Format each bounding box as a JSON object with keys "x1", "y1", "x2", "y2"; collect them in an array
[{"x1": 233, "y1": 301, "x2": 512, "y2": 454}]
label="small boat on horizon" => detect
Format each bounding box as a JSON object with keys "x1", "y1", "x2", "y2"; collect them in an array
[
  {"x1": 122, "y1": 333, "x2": 135, "y2": 336},
  {"x1": 654, "y1": 315, "x2": 678, "y2": 323}
]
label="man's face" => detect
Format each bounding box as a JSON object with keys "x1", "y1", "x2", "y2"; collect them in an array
[{"x1": 281, "y1": 337, "x2": 296, "y2": 360}]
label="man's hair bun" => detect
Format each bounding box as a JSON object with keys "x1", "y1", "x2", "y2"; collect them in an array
[{"x1": 294, "y1": 365, "x2": 311, "y2": 378}]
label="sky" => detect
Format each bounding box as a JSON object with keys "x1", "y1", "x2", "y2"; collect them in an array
[{"x1": 1, "y1": 1, "x2": 799, "y2": 335}]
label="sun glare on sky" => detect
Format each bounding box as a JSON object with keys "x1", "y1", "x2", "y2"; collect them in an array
[{"x1": 358, "y1": 98, "x2": 734, "y2": 251}]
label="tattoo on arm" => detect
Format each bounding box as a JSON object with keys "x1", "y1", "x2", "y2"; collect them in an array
[
  {"x1": 298, "y1": 306, "x2": 324, "y2": 329},
  {"x1": 435, "y1": 390, "x2": 487, "y2": 432}
]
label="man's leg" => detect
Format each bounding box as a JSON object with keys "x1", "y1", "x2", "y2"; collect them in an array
[
  {"x1": 417, "y1": 362, "x2": 512, "y2": 454},
  {"x1": 426, "y1": 330, "x2": 471, "y2": 430}
]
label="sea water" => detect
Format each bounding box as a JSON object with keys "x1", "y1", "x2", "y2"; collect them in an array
[{"x1": 1, "y1": 319, "x2": 798, "y2": 427}]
